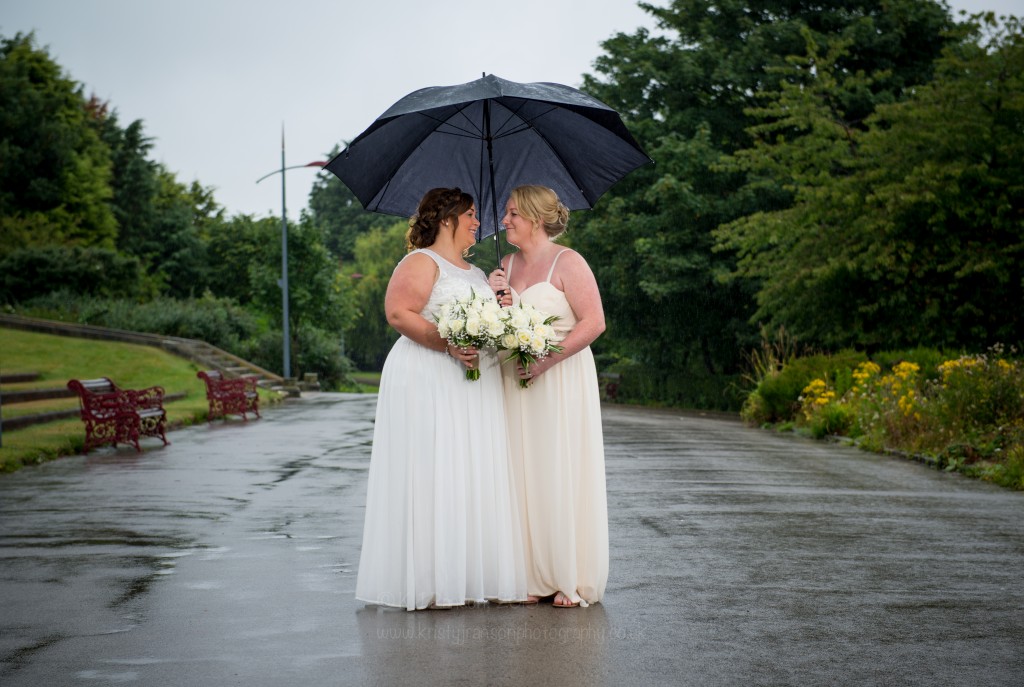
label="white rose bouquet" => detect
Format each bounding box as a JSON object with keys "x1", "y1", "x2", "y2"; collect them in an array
[
  {"x1": 436, "y1": 288, "x2": 505, "y2": 381},
  {"x1": 496, "y1": 302, "x2": 564, "y2": 388}
]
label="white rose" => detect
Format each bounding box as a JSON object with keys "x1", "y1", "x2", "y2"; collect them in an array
[
  {"x1": 530, "y1": 335, "x2": 546, "y2": 354},
  {"x1": 451, "y1": 319, "x2": 465, "y2": 334},
  {"x1": 482, "y1": 309, "x2": 500, "y2": 325},
  {"x1": 500, "y1": 333, "x2": 517, "y2": 349},
  {"x1": 466, "y1": 317, "x2": 481, "y2": 336},
  {"x1": 482, "y1": 299, "x2": 500, "y2": 314},
  {"x1": 511, "y1": 310, "x2": 530, "y2": 329},
  {"x1": 516, "y1": 329, "x2": 533, "y2": 347},
  {"x1": 487, "y1": 321, "x2": 504, "y2": 338}
]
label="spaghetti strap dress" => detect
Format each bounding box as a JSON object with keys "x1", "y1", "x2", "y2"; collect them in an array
[
  {"x1": 355, "y1": 248, "x2": 527, "y2": 610},
  {"x1": 501, "y1": 250, "x2": 609, "y2": 605}
]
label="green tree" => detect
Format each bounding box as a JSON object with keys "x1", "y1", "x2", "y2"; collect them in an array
[
  {"x1": 717, "y1": 14, "x2": 1024, "y2": 350},
  {"x1": 305, "y1": 146, "x2": 394, "y2": 262},
  {"x1": 0, "y1": 245, "x2": 143, "y2": 303},
  {"x1": 147, "y1": 171, "x2": 216, "y2": 298},
  {"x1": 0, "y1": 32, "x2": 116, "y2": 251},
  {"x1": 204, "y1": 213, "x2": 275, "y2": 305},
  {"x1": 249, "y1": 217, "x2": 358, "y2": 375},
  {"x1": 340, "y1": 221, "x2": 407, "y2": 370},
  {"x1": 95, "y1": 110, "x2": 160, "y2": 259},
  {"x1": 574, "y1": 0, "x2": 955, "y2": 404}
]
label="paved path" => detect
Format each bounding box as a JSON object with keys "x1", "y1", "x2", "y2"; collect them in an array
[{"x1": 1, "y1": 394, "x2": 1022, "y2": 686}]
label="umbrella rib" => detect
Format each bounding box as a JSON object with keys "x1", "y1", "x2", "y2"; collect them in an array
[
  {"x1": 412, "y1": 104, "x2": 484, "y2": 139},
  {"x1": 510, "y1": 114, "x2": 599, "y2": 204},
  {"x1": 491, "y1": 102, "x2": 562, "y2": 139},
  {"x1": 367, "y1": 107, "x2": 484, "y2": 208},
  {"x1": 488, "y1": 100, "x2": 597, "y2": 202}
]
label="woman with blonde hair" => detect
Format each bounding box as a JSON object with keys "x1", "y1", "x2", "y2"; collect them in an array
[
  {"x1": 490, "y1": 184, "x2": 609, "y2": 608},
  {"x1": 356, "y1": 187, "x2": 527, "y2": 610}
]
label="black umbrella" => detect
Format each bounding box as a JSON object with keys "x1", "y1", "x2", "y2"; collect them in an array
[{"x1": 323, "y1": 73, "x2": 651, "y2": 262}]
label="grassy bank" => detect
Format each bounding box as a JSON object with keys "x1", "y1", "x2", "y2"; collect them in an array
[{"x1": 0, "y1": 327, "x2": 279, "y2": 473}]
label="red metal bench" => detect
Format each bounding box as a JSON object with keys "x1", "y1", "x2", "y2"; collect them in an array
[
  {"x1": 67, "y1": 378, "x2": 169, "y2": 453},
  {"x1": 197, "y1": 370, "x2": 260, "y2": 422}
]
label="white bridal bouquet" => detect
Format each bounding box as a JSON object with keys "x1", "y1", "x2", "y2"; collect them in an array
[
  {"x1": 496, "y1": 302, "x2": 564, "y2": 388},
  {"x1": 436, "y1": 289, "x2": 506, "y2": 381}
]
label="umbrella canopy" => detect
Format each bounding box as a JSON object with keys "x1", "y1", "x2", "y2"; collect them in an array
[{"x1": 324, "y1": 73, "x2": 651, "y2": 260}]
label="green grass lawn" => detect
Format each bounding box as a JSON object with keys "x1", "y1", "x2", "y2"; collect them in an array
[{"x1": 0, "y1": 327, "x2": 280, "y2": 472}]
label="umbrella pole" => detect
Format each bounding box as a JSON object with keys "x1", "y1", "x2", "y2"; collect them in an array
[{"x1": 483, "y1": 99, "x2": 502, "y2": 267}]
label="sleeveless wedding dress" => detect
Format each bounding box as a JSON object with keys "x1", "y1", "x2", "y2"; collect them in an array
[
  {"x1": 355, "y1": 248, "x2": 527, "y2": 610},
  {"x1": 501, "y1": 250, "x2": 609, "y2": 605}
]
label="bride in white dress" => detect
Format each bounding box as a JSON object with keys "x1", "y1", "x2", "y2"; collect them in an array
[{"x1": 355, "y1": 187, "x2": 527, "y2": 610}]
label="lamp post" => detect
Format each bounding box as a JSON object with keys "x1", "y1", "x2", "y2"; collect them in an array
[{"x1": 256, "y1": 125, "x2": 326, "y2": 380}]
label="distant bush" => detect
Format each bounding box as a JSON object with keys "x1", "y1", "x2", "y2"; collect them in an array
[
  {"x1": 870, "y1": 348, "x2": 950, "y2": 383},
  {"x1": 17, "y1": 291, "x2": 260, "y2": 353},
  {"x1": 742, "y1": 351, "x2": 866, "y2": 424},
  {"x1": 605, "y1": 357, "x2": 743, "y2": 411},
  {"x1": 241, "y1": 325, "x2": 352, "y2": 390},
  {"x1": 0, "y1": 246, "x2": 148, "y2": 303}
]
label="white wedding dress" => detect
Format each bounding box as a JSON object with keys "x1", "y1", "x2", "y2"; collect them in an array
[
  {"x1": 501, "y1": 250, "x2": 609, "y2": 605},
  {"x1": 355, "y1": 248, "x2": 527, "y2": 610}
]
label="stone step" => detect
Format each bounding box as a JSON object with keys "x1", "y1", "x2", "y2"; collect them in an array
[
  {"x1": 1, "y1": 372, "x2": 41, "y2": 384},
  {"x1": 3, "y1": 387, "x2": 75, "y2": 404}
]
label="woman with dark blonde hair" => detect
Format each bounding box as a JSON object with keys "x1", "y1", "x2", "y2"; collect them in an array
[
  {"x1": 355, "y1": 187, "x2": 527, "y2": 610},
  {"x1": 489, "y1": 184, "x2": 609, "y2": 608}
]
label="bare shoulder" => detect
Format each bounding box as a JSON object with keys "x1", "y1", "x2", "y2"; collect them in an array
[
  {"x1": 395, "y1": 251, "x2": 436, "y2": 274},
  {"x1": 554, "y1": 248, "x2": 594, "y2": 275},
  {"x1": 391, "y1": 251, "x2": 439, "y2": 287},
  {"x1": 551, "y1": 248, "x2": 597, "y2": 291}
]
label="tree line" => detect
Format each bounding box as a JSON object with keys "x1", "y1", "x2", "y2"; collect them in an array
[
  {"x1": 574, "y1": 0, "x2": 1022, "y2": 407},
  {"x1": 2, "y1": 1, "x2": 1022, "y2": 404},
  {"x1": 0, "y1": 32, "x2": 393, "y2": 387}
]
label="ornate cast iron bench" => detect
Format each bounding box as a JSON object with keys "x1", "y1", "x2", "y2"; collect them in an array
[
  {"x1": 196, "y1": 370, "x2": 260, "y2": 422},
  {"x1": 67, "y1": 378, "x2": 169, "y2": 453}
]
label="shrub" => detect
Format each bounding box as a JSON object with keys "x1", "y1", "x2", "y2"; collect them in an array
[
  {"x1": 997, "y1": 445, "x2": 1024, "y2": 490},
  {"x1": 608, "y1": 358, "x2": 742, "y2": 411},
  {"x1": 740, "y1": 390, "x2": 770, "y2": 425},
  {"x1": 871, "y1": 348, "x2": 947, "y2": 383},
  {"x1": 0, "y1": 246, "x2": 148, "y2": 303},
  {"x1": 782, "y1": 347, "x2": 1024, "y2": 490},
  {"x1": 18, "y1": 291, "x2": 260, "y2": 353},
  {"x1": 241, "y1": 326, "x2": 353, "y2": 391},
  {"x1": 808, "y1": 402, "x2": 855, "y2": 439},
  {"x1": 755, "y1": 351, "x2": 867, "y2": 423},
  {"x1": 294, "y1": 326, "x2": 353, "y2": 391}
]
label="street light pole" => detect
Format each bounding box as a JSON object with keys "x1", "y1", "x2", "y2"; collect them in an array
[{"x1": 256, "y1": 124, "x2": 326, "y2": 381}]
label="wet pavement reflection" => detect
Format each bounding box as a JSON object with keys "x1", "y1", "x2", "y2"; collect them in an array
[{"x1": 1, "y1": 395, "x2": 1022, "y2": 686}]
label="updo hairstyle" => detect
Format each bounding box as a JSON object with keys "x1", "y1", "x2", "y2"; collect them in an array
[
  {"x1": 510, "y1": 185, "x2": 570, "y2": 239},
  {"x1": 406, "y1": 187, "x2": 474, "y2": 251}
]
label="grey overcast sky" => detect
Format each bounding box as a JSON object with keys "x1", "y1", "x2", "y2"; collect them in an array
[{"x1": 2, "y1": 0, "x2": 1019, "y2": 220}]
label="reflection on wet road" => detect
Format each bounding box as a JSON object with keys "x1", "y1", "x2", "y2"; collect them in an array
[{"x1": 1, "y1": 395, "x2": 1022, "y2": 686}]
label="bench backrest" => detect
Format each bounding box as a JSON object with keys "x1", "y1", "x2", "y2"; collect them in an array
[
  {"x1": 198, "y1": 370, "x2": 225, "y2": 383},
  {"x1": 67, "y1": 378, "x2": 126, "y2": 417},
  {"x1": 68, "y1": 378, "x2": 118, "y2": 396}
]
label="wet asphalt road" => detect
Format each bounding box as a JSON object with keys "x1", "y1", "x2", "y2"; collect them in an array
[{"x1": 1, "y1": 393, "x2": 1022, "y2": 686}]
